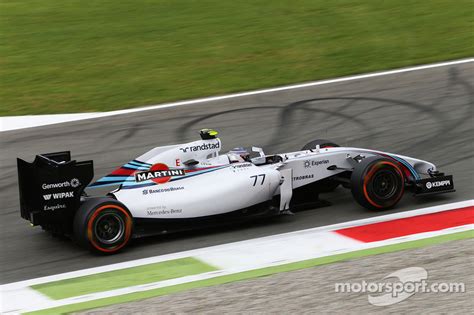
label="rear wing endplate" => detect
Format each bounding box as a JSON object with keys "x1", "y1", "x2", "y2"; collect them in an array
[{"x1": 17, "y1": 152, "x2": 93, "y2": 229}]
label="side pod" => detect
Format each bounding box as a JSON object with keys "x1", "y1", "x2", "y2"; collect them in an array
[{"x1": 17, "y1": 152, "x2": 94, "y2": 234}]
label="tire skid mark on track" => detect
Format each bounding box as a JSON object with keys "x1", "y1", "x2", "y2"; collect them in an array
[
  {"x1": 0, "y1": 63, "x2": 473, "y2": 283},
  {"x1": 176, "y1": 106, "x2": 284, "y2": 143}
]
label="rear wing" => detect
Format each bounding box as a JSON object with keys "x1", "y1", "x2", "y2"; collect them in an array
[{"x1": 17, "y1": 152, "x2": 94, "y2": 232}]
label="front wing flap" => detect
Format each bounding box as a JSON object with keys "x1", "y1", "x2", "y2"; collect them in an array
[{"x1": 414, "y1": 175, "x2": 455, "y2": 195}]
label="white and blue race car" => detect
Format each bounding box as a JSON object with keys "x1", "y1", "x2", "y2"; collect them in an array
[{"x1": 17, "y1": 129, "x2": 454, "y2": 253}]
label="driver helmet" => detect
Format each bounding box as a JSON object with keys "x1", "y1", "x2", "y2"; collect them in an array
[{"x1": 228, "y1": 147, "x2": 250, "y2": 163}]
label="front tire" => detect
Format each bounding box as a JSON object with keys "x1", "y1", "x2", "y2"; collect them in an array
[
  {"x1": 351, "y1": 157, "x2": 404, "y2": 210},
  {"x1": 73, "y1": 198, "x2": 133, "y2": 254}
]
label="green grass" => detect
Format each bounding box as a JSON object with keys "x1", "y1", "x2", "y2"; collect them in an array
[
  {"x1": 31, "y1": 257, "x2": 217, "y2": 300},
  {"x1": 27, "y1": 230, "x2": 473, "y2": 314},
  {"x1": 1, "y1": 1, "x2": 473, "y2": 116}
]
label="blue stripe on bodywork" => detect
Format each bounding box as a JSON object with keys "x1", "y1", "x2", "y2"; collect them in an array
[
  {"x1": 96, "y1": 176, "x2": 134, "y2": 181},
  {"x1": 130, "y1": 160, "x2": 152, "y2": 167},
  {"x1": 388, "y1": 155, "x2": 420, "y2": 180},
  {"x1": 123, "y1": 163, "x2": 150, "y2": 170}
]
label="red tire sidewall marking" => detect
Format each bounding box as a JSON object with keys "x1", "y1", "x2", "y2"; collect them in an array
[
  {"x1": 87, "y1": 204, "x2": 132, "y2": 253},
  {"x1": 362, "y1": 161, "x2": 404, "y2": 208}
]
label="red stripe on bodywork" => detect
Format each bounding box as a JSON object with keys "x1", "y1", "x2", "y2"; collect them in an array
[
  {"x1": 109, "y1": 165, "x2": 224, "y2": 176},
  {"x1": 335, "y1": 206, "x2": 474, "y2": 242},
  {"x1": 110, "y1": 168, "x2": 136, "y2": 176}
]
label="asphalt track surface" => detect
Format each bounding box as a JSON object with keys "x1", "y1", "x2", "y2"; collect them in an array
[{"x1": 1, "y1": 63, "x2": 473, "y2": 284}]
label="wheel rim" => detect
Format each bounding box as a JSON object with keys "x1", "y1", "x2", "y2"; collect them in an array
[
  {"x1": 371, "y1": 170, "x2": 398, "y2": 199},
  {"x1": 94, "y1": 212, "x2": 125, "y2": 245}
]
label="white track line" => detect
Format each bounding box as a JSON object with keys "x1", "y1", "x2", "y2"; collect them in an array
[
  {"x1": 1, "y1": 58, "x2": 473, "y2": 132},
  {"x1": 3, "y1": 222, "x2": 473, "y2": 314},
  {"x1": 11, "y1": 225, "x2": 474, "y2": 314},
  {"x1": 2, "y1": 199, "x2": 472, "y2": 289},
  {"x1": 1, "y1": 200, "x2": 472, "y2": 314}
]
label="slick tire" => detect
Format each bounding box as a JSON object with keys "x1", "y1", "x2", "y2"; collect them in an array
[
  {"x1": 351, "y1": 157, "x2": 405, "y2": 210},
  {"x1": 73, "y1": 197, "x2": 133, "y2": 254},
  {"x1": 301, "y1": 139, "x2": 340, "y2": 193}
]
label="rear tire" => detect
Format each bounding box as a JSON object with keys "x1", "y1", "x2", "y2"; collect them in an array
[
  {"x1": 301, "y1": 139, "x2": 340, "y2": 192},
  {"x1": 73, "y1": 197, "x2": 133, "y2": 254},
  {"x1": 351, "y1": 157, "x2": 404, "y2": 210}
]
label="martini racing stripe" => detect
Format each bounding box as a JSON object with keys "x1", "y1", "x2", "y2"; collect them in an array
[
  {"x1": 380, "y1": 153, "x2": 421, "y2": 180},
  {"x1": 109, "y1": 168, "x2": 137, "y2": 176},
  {"x1": 130, "y1": 160, "x2": 152, "y2": 167},
  {"x1": 390, "y1": 155, "x2": 421, "y2": 180},
  {"x1": 121, "y1": 181, "x2": 156, "y2": 189},
  {"x1": 122, "y1": 164, "x2": 150, "y2": 170},
  {"x1": 90, "y1": 160, "x2": 153, "y2": 187},
  {"x1": 91, "y1": 177, "x2": 134, "y2": 188},
  {"x1": 100, "y1": 176, "x2": 133, "y2": 180},
  {"x1": 120, "y1": 165, "x2": 230, "y2": 189},
  {"x1": 91, "y1": 164, "x2": 230, "y2": 189}
]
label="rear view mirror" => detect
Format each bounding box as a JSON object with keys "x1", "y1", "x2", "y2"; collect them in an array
[{"x1": 252, "y1": 147, "x2": 265, "y2": 157}]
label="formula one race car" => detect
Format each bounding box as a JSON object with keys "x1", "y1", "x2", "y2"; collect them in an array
[{"x1": 17, "y1": 129, "x2": 455, "y2": 254}]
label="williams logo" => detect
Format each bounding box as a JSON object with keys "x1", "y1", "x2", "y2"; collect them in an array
[
  {"x1": 135, "y1": 163, "x2": 186, "y2": 184},
  {"x1": 179, "y1": 141, "x2": 220, "y2": 153}
]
